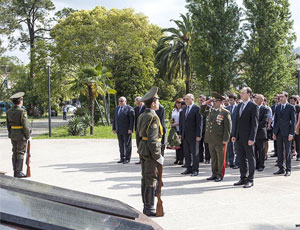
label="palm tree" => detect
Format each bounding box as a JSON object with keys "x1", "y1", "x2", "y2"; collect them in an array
[
  {"x1": 71, "y1": 63, "x2": 116, "y2": 135},
  {"x1": 155, "y1": 13, "x2": 193, "y2": 93}
]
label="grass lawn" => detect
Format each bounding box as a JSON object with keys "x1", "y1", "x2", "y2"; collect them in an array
[{"x1": 34, "y1": 125, "x2": 137, "y2": 139}]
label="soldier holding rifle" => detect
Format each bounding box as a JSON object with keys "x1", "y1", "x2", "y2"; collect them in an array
[
  {"x1": 136, "y1": 86, "x2": 164, "y2": 217},
  {"x1": 6, "y1": 92, "x2": 30, "y2": 178}
]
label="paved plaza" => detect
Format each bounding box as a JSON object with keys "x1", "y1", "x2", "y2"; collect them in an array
[{"x1": 1, "y1": 131, "x2": 300, "y2": 229}]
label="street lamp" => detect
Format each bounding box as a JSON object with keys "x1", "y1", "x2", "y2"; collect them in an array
[
  {"x1": 45, "y1": 56, "x2": 52, "y2": 137},
  {"x1": 207, "y1": 75, "x2": 212, "y2": 95},
  {"x1": 297, "y1": 58, "x2": 300, "y2": 96}
]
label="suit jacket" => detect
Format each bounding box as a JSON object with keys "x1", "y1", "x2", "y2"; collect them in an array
[
  {"x1": 155, "y1": 104, "x2": 166, "y2": 135},
  {"x1": 273, "y1": 103, "x2": 296, "y2": 137},
  {"x1": 256, "y1": 105, "x2": 269, "y2": 140},
  {"x1": 134, "y1": 105, "x2": 145, "y2": 131},
  {"x1": 113, "y1": 105, "x2": 134, "y2": 135},
  {"x1": 179, "y1": 104, "x2": 202, "y2": 140},
  {"x1": 226, "y1": 104, "x2": 238, "y2": 137},
  {"x1": 233, "y1": 101, "x2": 259, "y2": 142}
]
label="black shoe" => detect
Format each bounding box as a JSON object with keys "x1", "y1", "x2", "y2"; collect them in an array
[
  {"x1": 206, "y1": 175, "x2": 217, "y2": 180},
  {"x1": 199, "y1": 160, "x2": 204, "y2": 163},
  {"x1": 191, "y1": 171, "x2": 198, "y2": 176},
  {"x1": 214, "y1": 177, "x2": 222, "y2": 182},
  {"x1": 233, "y1": 165, "x2": 239, "y2": 169},
  {"x1": 284, "y1": 171, "x2": 291, "y2": 176},
  {"x1": 257, "y1": 167, "x2": 264, "y2": 172},
  {"x1": 296, "y1": 157, "x2": 300, "y2": 161},
  {"x1": 15, "y1": 172, "x2": 26, "y2": 178},
  {"x1": 135, "y1": 161, "x2": 141, "y2": 164},
  {"x1": 205, "y1": 160, "x2": 210, "y2": 164},
  {"x1": 181, "y1": 165, "x2": 187, "y2": 168},
  {"x1": 244, "y1": 181, "x2": 253, "y2": 188},
  {"x1": 270, "y1": 154, "x2": 277, "y2": 157},
  {"x1": 273, "y1": 169, "x2": 285, "y2": 175},
  {"x1": 174, "y1": 160, "x2": 179, "y2": 164},
  {"x1": 181, "y1": 169, "x2": 192, "y2": 175},
  {"x1": 117, "y1": 159, "x2": 124, "y2": 163},
  {"x1": 178, "y1": 161, "x2": 183, "y2": 165},
  {"x1": 234, "y1": 179, "x2": 246, "y2": 186},
  {"x1": 123, "y1": 160, "x2": 130, "y2": 164},
  {"x1": 229, "y1": 164, "x2": 234, "y2": 168}
]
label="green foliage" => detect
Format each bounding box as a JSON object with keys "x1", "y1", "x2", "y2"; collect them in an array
[
  {"x1": 155, "y1": 78, "x2": 186, "y2": 101},
  {"x1": 155, "y1": 13, "x2": 193, "y2": 93},
  {"x1": 160, "y1": 100, "x2": 174, "y2": 120},
  {"x1": 241, "y1": 0, "x2": 296, "y2": 98},
  {"x1": 67, "y1": 113, "x2": 91, "y2": 136},
  {"x1": 187, "y1": 0, "x2": 244, "y2": 94}
]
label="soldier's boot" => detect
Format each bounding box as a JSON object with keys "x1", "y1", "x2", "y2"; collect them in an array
[
  {"x1": 144, "y1": 186, "x2": 156, "y2": 216},
  {"x1": 12, "y1": 155, "x2": 17, "y2": 177},
  {"x1": 15, "y1": 158, "x2": 26, "y2": 178},
  {"x1": 141, "y1": 185, "x2": 146, "y2": 214}
]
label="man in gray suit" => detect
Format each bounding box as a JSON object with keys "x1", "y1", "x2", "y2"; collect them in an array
[{"x1": 113, "y1": 96, "x2": 135, "y2": 164}]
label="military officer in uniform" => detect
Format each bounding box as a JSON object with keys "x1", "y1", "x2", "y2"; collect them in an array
[
  {"x1": 136, "y1": 86, "x2": 164, "y2": 216},
  {"x1": 200, "y1": 92, "x2": 232, "y2": 182},
  {"x1": 6, "y1": 92, "x2": 30, "y2": 178}
]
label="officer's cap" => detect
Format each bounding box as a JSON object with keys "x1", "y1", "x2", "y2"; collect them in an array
[
  {"x1": 10, "y1": 92, "x2": 25, "y2": 100},
  {"x1": 139, "y1": 86, "x2": 159, "y2": 102},
  {"x1": 211, "y1": 92, "x2": 225, "y2": 101}
]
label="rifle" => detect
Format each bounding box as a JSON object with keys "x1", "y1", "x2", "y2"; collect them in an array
[
  {"x1": 156, "y1": 164, "x2": 164, "y2": 217},
  {"x1": 26, "y1": 121, "x2": 33, "y2": 177}
]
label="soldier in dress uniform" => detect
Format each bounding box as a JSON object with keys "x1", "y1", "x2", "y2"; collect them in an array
[
  {"x1": 136, "y1": 86, "x2": 164, "y2": 216},
  {"x1": 200, "y1": 92, "x2": 232, "y2": 182},
  {"x1": 6, "y1": 92, "x2": 30, "y2": 178}
]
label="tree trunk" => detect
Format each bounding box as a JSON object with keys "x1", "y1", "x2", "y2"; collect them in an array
[
  {"x1": 185, "y1": 74, "x2": 190, "y2": 94},
  {"x1": 94, "y1": 99, "x2": 105, "y2": 126},
  {"x1": 101, "y1": 95, "x2": 110, "y2": 125},
  {"x1": 89, "y1": 87, "x2": 94, "y2": 135}
]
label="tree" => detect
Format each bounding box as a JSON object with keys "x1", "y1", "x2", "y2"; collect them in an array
[
  {"x1": 0, "y1": 0, "x2": 55, "y2": 79},
  {"x1": 155, "y1": 13, "x2": 193, "y2": 94},
  {"x1": 51, "y1": 7, "x2": 161, "y2": 104},
  {"x1": 187, "y1": 0, "x2": 244, "y2": 94},
  {"x1": 70, "y1": 63, "x2": 115, "y2": 135},
  {"x1": 241, "y1": 0, "x2": 296, "y2": 98}
]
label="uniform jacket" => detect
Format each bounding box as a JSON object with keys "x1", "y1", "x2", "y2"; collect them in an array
[
  {"x1": 112, "y1": 105, "x2": 134, "y2": 135},
  {"x1": 200, "y1": 105, "x2": 232, "y2": 145},
  {"x1": 233, "y1": 101, "x2": 259, "y2": 142},
  {"x1": 6, "y1": 105, "x2": 30, "y2": 141},
  {"x1": 179, "y1": 104, "x2": 202, "y2": 140},
  {"x1": 273, "y1": 103, "x2": 296, "y2": 137},
  {"x1": 136, "y1": 108, "x2": 162, "y2": 160},
  {"x1": 256, "y1": 105, "x2": 269, "y2": 140},
  {"x1": 134, "y1": 105, "x2": 145, "y2": 131}
]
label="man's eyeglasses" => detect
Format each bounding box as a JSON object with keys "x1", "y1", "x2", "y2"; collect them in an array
[{"x1": 119, "y1": 100, "x2": 124, "y2": 102}]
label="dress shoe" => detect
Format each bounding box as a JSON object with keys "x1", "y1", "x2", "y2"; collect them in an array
[
  {"x1": 181, "y1": 165, "x2": 187, "y2": 168},
  {"x1": 233, "y1": 165, "x2": 239, "y2": 169},
  {"x1": 296, "y1": 157, "x2": 300, "y2": 161},
  {"x1": 284, "y1": 171, "x2": 291, "y2": 176},
  {"x1": 135, "y1": 161, "x2": 141, "y2": 164},
  {"x1": 270, "y1": 153, "x2": 277, "y2": 157},
  {"x1": 229, "y1": 164, "x2": 234, "y2": 168},
  {"x1": 191, "y1": 171, "x2": 199, "y2": 176},
  {"x1": 234, "y1": 179, "x2": 246, "y2": 186},
  {"x1": 206, "y1": 175, "x2": 217, "y2": 180},
  {"x1": 243, "y1": 181, "x2": 253, "y2": 188},
  {"x1": 199, "y1": 160, "x2": 204, "y2": 163},
  {"x1": 174, "y1": 160, "x2": 179, "y2": 164},
  {"x1": 273, "y1": 169, "x2": 285, "y2": 175},
  {"x1": 274, "y1": 163, "x2": 278, "y2": 167},
  {"x1": 123, "y1": 160, "x2": 130, "y2": 164},
  {"x1": 181, "y1": 169, "x2": 192, "y2": 175},
  {"x1": 214, "y1": 177, "x2": 222, "y2": 182},
  {"x1": 205, "y1": 160, "x2": 210, "y2": 164},
  {"x1": 257, "y1": 167, "x2": 264, "y2": 172},
  {"x1": 178, "y1": 161, "x2": 183, "y2": 165},
  {"x1": 117, "y1": 159, "x2": 124, "y2": 163}
]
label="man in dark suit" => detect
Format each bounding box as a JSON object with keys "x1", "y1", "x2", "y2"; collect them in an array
[
  {"x1": 198, "y1": 95, "x2": 210, "y2": 164},
  {"x1": 232, "y1": 87, "x2": 259, "y2": 188},
  {"x1": 113, "y1": 96, "x2": 134, "y2": 164},
  {"x1": 254, "y1": 94, "x2": 269, "y2": 172},
  {"x1": 289, "y1": 95, "x2": 300, "y2": 161},
  {"x1": 225, "y1": 93, "x2": 239, "y2": 169},
  {"x1": 270, "y1": 94, "x2": 280, "y2": 158},
  {"x1": 273, "y1": 91, "x2": 296, "y2": 176},
  {"x1": 179, "y1": 94, "x2": 202, "y2": 176},
  {"x1": 134, "y1": 97, "x2": 145, "y2": 164},
  {"x1": 155, "y1": 104, "x2": 167, "y2": 156}
]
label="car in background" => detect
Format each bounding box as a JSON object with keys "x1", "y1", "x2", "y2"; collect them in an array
[
  {"x1": 67, "y1": 105, "x2": 77, "y2": 113},
  {"x1": 0, "y1": 101, "x2": 13, "y2": 113},
  {"x1": 51, "y1": 109, "x2": 58, "y2": 117}
]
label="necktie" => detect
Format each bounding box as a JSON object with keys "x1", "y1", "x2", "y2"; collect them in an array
[
  {"x1": 239, "y1": 103, "x2": 244, "y2": 117},
  {"x1": 185, "y1": 106, "x2": 190, "y2": 118},
  {"x1": 118, "y1": 106, "x2": 123, "y2": 116}
]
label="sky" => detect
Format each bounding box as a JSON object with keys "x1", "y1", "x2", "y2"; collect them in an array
[{"x1": 3, "y1": 0, "x2": 300, "y2": 64}]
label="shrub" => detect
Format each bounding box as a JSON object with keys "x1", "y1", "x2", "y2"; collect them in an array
[{"x1": 67, "y1": 116, "x2": 86, "y2": 136}]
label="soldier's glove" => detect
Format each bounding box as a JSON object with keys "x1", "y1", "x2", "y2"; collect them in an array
[{"x1": 156, "y1": 155, "x2": 164, "y2": 165}]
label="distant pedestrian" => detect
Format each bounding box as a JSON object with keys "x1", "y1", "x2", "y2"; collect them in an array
[
  {"x1": 62, "y1": 104, "x2": 67, "y2": 120},
  {"x1": 6, "y1": 92, "x2": 30, "y2": 178}
]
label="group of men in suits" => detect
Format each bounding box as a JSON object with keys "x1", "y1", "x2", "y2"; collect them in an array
[{"x1": 113, "y1": 96, "x2": 166, "y2": 164}]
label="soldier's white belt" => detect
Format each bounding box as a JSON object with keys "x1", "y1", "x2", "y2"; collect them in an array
[
  {"x1": 11, "y1": 126, "x2": 23, "y2": 129},
  {"x1": 142, "y1": 137, "x2": 162, "y2": 141}
]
